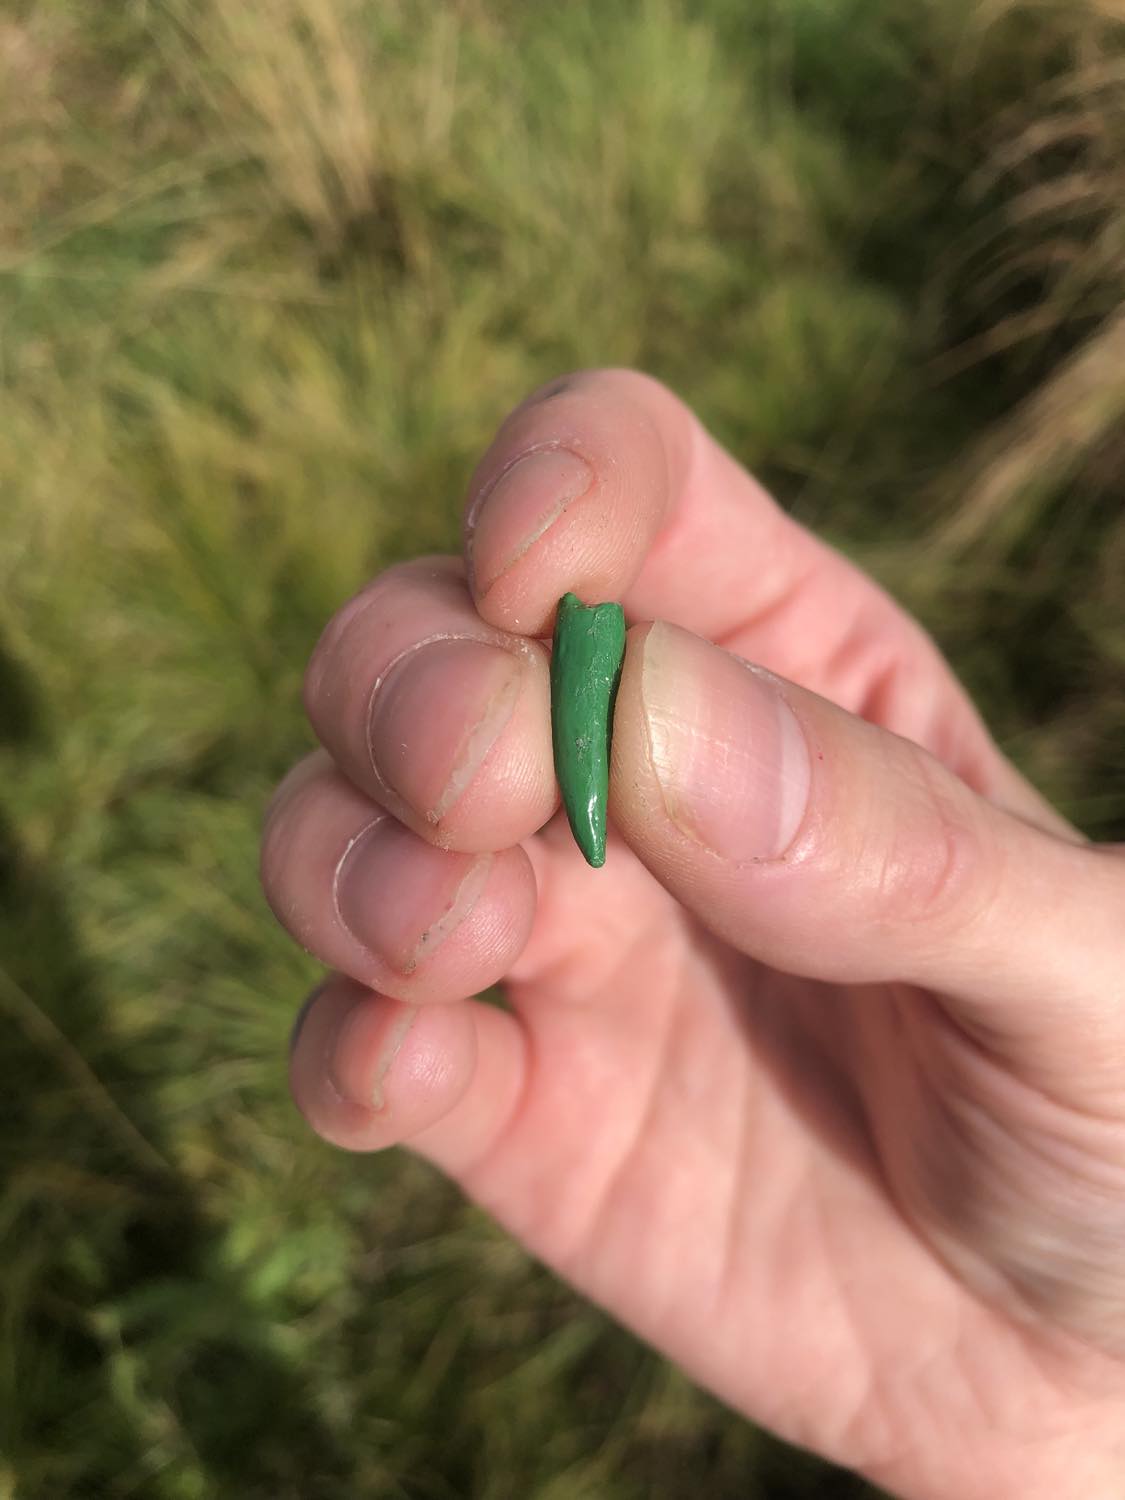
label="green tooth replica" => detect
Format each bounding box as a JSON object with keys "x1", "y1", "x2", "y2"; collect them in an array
[{"x1": 550, "y1": 592, "x2": 626, "y2": 867}]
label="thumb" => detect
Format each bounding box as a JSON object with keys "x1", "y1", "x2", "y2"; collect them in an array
[{"x1": 610, "y1": 621, "x2": 1125, "y2": 1065}]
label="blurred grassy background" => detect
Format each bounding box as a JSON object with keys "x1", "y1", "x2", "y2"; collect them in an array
[{"x1": 2, "y1": 0, "x2": 1123, "y2": 1495}]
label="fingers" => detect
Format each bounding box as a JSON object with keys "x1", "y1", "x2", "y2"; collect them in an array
[
  {"x1": 289, "y1": 973, "x2": 526, "y2": 1167},
  {"x1": 609, "y1": 620, "x2": 1125, "y2": 1042},
  {"x1": 303, "y1": 555, "x2": 556, "y2": 852},
  {"x1": 261, "y1": 750, "x2": 537, "y2": 1003},
  {"x1": 463, "y1": 367, "x2": 1068, "y2": 832}
]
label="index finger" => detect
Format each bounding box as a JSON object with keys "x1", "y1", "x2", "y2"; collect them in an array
[{"x1": 463, "y1": 368, "x2": 1071, "y2": 834}]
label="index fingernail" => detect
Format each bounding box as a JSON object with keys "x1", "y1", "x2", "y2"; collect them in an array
[{"x1": 468, "y1": 448, "x2": 593, "y2": 596}]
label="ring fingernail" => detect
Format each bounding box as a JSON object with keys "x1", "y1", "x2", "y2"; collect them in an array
[{"x1": 335, "y1": 819, "x2": 491, "y2": 973}]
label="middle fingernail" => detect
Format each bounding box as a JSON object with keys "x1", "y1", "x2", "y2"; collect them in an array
[
  {"x1": 468, "y1": 447, "x2": 593, "y2": 595},
  {"x1": 334, "y1": 818, "x2": 493, "y2": 974},
  {"x1": 368, "y1": 637, "x2": 522, "y2": 824}
]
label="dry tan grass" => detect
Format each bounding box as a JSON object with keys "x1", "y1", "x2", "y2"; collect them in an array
[
  {"x1": 936, "y1": 309, "x2": 1125, "y2": 551},
  {"x1": 0, "y1": 17, "x2": 69, "y2": 249},
  {"x1": 934, "y1": 0, "x2": 1125, "y2": 553},
  {"x1": 167, "y1": 0, "x2": 465, "y2": 253}
]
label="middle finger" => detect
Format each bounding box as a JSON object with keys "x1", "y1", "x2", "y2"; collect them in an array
[{"x1": 303, "y1": 555, "x2": 556, "y2": 852}]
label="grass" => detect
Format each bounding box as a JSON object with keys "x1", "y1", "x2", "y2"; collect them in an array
[{"x1": 1, "y1": 0, "x2": 1123, "y2": 1495}]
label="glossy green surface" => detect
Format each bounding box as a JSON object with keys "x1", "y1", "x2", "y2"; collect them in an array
[{"x1": 550, "y1": 592, "x2": 626, "y2": 867}]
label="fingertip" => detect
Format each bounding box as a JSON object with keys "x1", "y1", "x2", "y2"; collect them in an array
[
  {"x1": 261, "y1": 752, "x2": 541, "y2": 1005},
  {"x1": 334, "y1": 836, "x2": 539, "y2": 1004},
  {"x1": 289, "y1": 978, "x2": 529, "y2": 1174},
  {"x1": 289, "y1": 977, "x2": 477, "y2": 1152},
  {"x1": 464, "y1": 370, "x2": 687, "y2": 636}
]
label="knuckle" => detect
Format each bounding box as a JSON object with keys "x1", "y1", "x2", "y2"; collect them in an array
[{"x1": 873, "y1": 749, "x2": 993, "y2": 939}]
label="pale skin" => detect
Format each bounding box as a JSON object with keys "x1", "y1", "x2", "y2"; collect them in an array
[{"x1": 260, "y1": 369, "x2": 1125, "y2": 1499}]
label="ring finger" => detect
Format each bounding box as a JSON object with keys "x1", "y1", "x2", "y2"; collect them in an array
[{"x1": 261, "y1": 750, "x2": 538, "y2": 1003}]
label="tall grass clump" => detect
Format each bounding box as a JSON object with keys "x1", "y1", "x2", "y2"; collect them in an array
[{"x1": 906, "y1": 0, "x2": 1125, "y2": 828}]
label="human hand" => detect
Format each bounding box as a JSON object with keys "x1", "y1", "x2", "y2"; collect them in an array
[{"x1": 260, "y1": 370, "x2": 1125, "y2": 1499}]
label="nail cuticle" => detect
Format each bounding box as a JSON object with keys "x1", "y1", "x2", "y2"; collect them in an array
[
  {"x1": 405, "y1": 853, "x2": 492, "y2": 972},
  {"x1": 370, "y1": 1006, "x2": 418, "y2": 1111},
  {"x1": 426, "y1": 673, "x2": 521, "y2": 825},
  {"x1": 465, "y1": 440, "x2": 579, "y2": 535},
  {"x1": 331, "y1": 816, "x2": 391, "y2": 947},
  {"x1": 325, "y1": 1001, "x2": 419, "y2": 1112}
]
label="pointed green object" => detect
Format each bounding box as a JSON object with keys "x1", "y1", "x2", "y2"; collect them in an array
[{"x1": 550, "y1": 592, "x2": 626, "y2": 867}]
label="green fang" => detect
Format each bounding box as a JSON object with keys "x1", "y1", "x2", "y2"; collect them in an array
[{"x1": 550, "y1": 592, "x2": 626, "y2": 867}]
